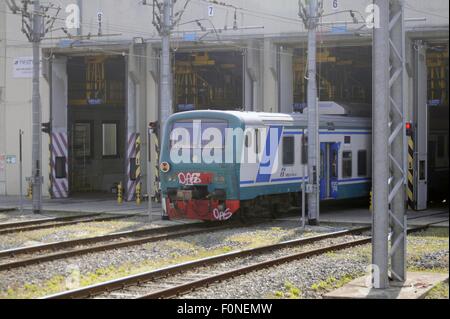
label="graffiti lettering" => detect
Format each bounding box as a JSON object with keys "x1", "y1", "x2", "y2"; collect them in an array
[
  {"x1": 213, "y1": 208, "x2": 233, "y2": 221},
  {"x1": 178, "y1": 172, "x2": 202, "y2": 186}
]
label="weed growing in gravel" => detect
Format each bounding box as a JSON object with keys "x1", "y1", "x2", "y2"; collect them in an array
[
  {"x1": 272, "y1": 281, "x2": 302, "y2": 299},
  {"x1": 425, "y1": 281, "x2": 449, "y2": 299},
  {"x1": 310, "y1": 274, "x2": 356, "y2": 293}
]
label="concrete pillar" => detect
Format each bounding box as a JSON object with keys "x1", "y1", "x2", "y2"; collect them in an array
[
  {"x1": 263, "y1": 39, "x2": 278, "y2": 113},
  {"x1": 245, "y1": 40, "x2": 263, "y2": 112},
  {"x1": 48, "y1": 57, "x2": 69, "y2": 198},
  {"x1": 51, "y1": 57, "x2": 68, "y2": 133},
  {"x1": 0, "y1": 2, "x2": 6, "y2": 195},
  {"x1": 145, "y1": 44, "x2": 159, "y2": 197},
  {"x1": 279, "y1": 46, "x2": 294, "y2": 114}
]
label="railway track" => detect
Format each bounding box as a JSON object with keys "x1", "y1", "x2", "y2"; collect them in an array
[
  {"x1": 0, "y1": 213, "x2": 139, "y2": 236},
  {"x1": 407, "y1": 211, "x2": 449, "y2": 221},
  {"x1": 42, "y1": 226, "x2": 372, "y2": 299},
  {"x1": 0, "y1": 221, "x2": 253, "y2": 271},
  {"x1": 42, "y1": 221, "x2": 445, "y2": 300}
]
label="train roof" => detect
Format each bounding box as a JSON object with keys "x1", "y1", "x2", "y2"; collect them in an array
[{"x1": 173, "y1": 104, "x2": 371, "y2": 129}]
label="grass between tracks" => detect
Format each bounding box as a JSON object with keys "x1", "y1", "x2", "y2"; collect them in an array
[
  {"x1": 1, "y1": 226, "x2": 315, "y2": 299},
  {"x1": 272, "y1": 228, "x2": 449, "y2": 299}
]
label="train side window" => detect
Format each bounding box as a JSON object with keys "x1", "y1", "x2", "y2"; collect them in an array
[
  {"x1": 245, "y1": 134, "x2": 250, "y2": 148},
  {"x1": 342, "y1": 151, "x2": 352, "y2": 178},
  {"x1": 301, "y1": 135, "x2": 308, "y2": 165},
  {"x1": 255, "y1": 129, "x2": 261, "y2": 155},
  {"x1": 283, "y1": 136, "x2": 295, "y2": 165},
  {"x1": 344, "y1": 136, "x2": 351, "y2": 144},
  {"x1": 357, "y1": 150, "x2": 367, "y2": 177}
]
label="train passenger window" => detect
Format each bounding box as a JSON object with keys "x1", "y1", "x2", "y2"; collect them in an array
[
  {"x1": 283, "y1": 136, "x2": 295, "y2": 165},
  {"x1": 255, "y1": 129, "x2": 261, "y2": 155},
  {"x1": 102, "y1": 123, "x2": 118, "y2": 157},
  {"x1": 344, "y1": 136, "x2": 351, "y2": 144},
  {"x1": 357, "y1": 150, "x2": 367, "y2": 177},
  {"x1": 342, "y1": 151, "x2": 352, "y2": 178},
  {"x1": 301, "y1": 135, "x2": 308, "y2": 165}
]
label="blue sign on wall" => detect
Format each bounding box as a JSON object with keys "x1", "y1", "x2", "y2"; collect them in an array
[
  {"x1": 331, "y1": 25, "x2": 348, "y2": 34},
  {"x1": 183, "y1": 33, "x2": 198, "y2": 42}
]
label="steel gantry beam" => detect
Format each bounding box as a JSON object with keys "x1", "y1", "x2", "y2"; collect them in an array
[{"x1": 372, "y1": 0, "x2": 407, "y2": 289}]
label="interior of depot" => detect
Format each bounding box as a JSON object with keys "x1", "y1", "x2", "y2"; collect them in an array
[
  {"x1": 293, "y1": 45, "x2": 373, "y2": 110},
  {"x1": 173, "y1": 51, "x2": 243, "y2": 111},
  {"x1": 66, "y1": 55, "x2": 126, "y2": 196},
  {"x1": 426, "y1": 42, "x2": 449, "y2": 201}
]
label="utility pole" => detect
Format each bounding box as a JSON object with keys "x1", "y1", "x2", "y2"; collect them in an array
[
  {"x1": 299, "y1": 0, "x2": 322, "y2": 225},
  {"x1": 372, "y1": 0, "x2": 407, "y2": 288},
  {"x1": 7, "y1": 0, "x2": 60, "y2": 214},
  {"x1": 151, "y1": 0, "x2": 191, "y2": 219},
  {"x1": 160, "y1": 0, "x2": 173, "y2": 130},
  {"x1": 31, "y1": 0, "x2": 42, "y2": 214}
]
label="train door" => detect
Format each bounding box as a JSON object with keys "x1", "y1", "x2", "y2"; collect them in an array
[{"x1": 320, "y1": 142, "x2": 339, "y2": 200}]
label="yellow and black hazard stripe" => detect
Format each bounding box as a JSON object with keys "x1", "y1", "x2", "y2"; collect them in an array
[
  {"x1": 135, "y1": 134, "x2": 141, "y2": 182},
  {"x1": 153, "y1": 131, "x2": 161, "y2": 202},
  {"x1": 135, "y1": 135, "x2": 142, "y2": 203},
  {"x1": 407, "y1": 136, "x2": 415, "y2": 210}
]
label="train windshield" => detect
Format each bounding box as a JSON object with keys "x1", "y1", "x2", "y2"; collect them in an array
[{"x1": 170, "y1": 119, "x2": 228, "y2": 151}]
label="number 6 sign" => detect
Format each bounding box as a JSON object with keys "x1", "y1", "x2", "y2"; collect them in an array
[{"x1": 332, "y1": 0, "x2": 339, "y2": 10}]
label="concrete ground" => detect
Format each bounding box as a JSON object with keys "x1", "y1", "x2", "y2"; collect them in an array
[
  {"x1": 0, "y1": 195, "x2": 448, "y2": 227},
  {"x1": 0, "y1": 195, "x2": 163, "y2": 218},
  {"x1": 325, "y1": 272, "x2": 449, "y2": 299},
  {"x1": 319, "y1": 206, "x2": 449, "y2": 227}
]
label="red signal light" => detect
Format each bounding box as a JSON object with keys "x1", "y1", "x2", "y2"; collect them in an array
[{"x1": 406, "y1": 122, "x2": 413, "y2": 137}]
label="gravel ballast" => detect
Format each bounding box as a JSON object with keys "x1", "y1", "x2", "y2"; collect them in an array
[
  {"x1": 0, "y1": 220, "x2": 335, "y2": 298},
  {"x1": 180, "y1": 228, "x2": 449, "y2": 299}
]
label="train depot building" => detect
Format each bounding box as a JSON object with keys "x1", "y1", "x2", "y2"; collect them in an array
[{"x1": 0, "y1": 0, "x2": 448, "y2": 211}]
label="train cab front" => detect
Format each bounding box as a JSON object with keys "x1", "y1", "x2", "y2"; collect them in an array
[{"x1": 159, "y1": 112, "x2": 242, "y2": 221}]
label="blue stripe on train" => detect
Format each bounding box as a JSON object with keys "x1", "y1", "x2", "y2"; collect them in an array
[{"x1": 239, "y1": 181, "x2": 370, "y2": 201}]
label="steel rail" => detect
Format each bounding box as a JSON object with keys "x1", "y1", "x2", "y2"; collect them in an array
[
  {"x1": 0, "y1": 222, "x2": 202, "y2": 258},
  {"x1": 0, "y1": 223, "x2": 237, "y2": 271},
  {"x1": 42, "y1": 226, "x2": 370, "y2": 299},
  {"x1": 139, "y1": 238, "x2": 372, "y2": 299},
  {"x1": 0, "y1": 213, "x2": 101, "y2": 230},
  {"x1": 0, "y1": 214, "x2": 139, "y2": 236},
  {"x1": 138, "y1": 223, "x2": 443, "y2": 299}
]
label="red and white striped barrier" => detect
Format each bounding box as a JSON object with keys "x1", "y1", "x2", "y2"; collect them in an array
[
  {"x1": 50, "y1": 132, "x2": 69, "y2": 198},
  {"x1": 126, "y1": 132, "x2": 141, "y2": 202}
]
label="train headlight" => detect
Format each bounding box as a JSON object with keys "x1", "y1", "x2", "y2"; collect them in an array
[
  {"x1": 167, "y1": 174, "x2": 177, "y2": 182},
  {"x1": 160, "y1": 162, "x2": 171, "y2": 173}
]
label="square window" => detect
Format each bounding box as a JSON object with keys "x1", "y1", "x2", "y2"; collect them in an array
[{"x1": 103, "y1": 123, "x2": 118, "y2": 157}]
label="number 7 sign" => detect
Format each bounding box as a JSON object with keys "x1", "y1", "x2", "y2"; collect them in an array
[{"x1": 208, "y1": 5, "x2": 214, "y2": 17}]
